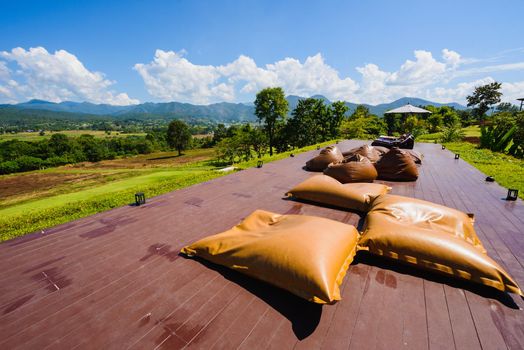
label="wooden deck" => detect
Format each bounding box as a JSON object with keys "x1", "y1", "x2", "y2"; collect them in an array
[{"x1": 0, "y1": 140, "x2": 523, "y2": 350}]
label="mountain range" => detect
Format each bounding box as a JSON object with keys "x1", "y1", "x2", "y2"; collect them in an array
[{"x1": 0, "y1": 96, "x2": 467, "y2": 123}]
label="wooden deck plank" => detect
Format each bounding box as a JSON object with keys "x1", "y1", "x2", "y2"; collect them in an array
[{"x1": 0, "y1": 140, "x2": 522, "y2": 350}]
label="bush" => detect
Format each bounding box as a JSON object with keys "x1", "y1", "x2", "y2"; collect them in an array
[
  {"x1": 15, "y1": 156, "x2": 44, "y2": 171},
  {"x1": 0, "y1": 161, "x2": 20, "y2": 174},
  {"x1": 440, "y1": 121, "x2": 465, "y2": 142}
]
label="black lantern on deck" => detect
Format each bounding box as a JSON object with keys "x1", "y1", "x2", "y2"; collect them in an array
[
  {"x1": 455, "y1": 154, "x2": 460, "y2": 159},
  {"x1": 442, "y1": 145, "x2": 445, "y2": 150},
  {"x1": 506, "y1": 189, "x2": 518, "y2": 201},
  {"x1": 135, "y1": 192, "x2": 146, "y2": 206}
]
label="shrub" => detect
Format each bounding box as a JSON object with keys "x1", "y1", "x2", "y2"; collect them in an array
[
  {"x1": 440, "y1": 121, "x2": 465, "y2": 142},
  {"x1": 0, "y1": 160, "x2": 20, "y2": 174}
]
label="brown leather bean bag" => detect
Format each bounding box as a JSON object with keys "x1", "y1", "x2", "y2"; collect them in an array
[
  {"x1": 358, "y1": 194, "x2": 522, "y2": 296},
  {"x1": 323, "y1": 154, "x2": 378, "y2": 183},
  {"x1": 372, "y1": 146, "x2": 390, "y2": 156},
  {"x1": 305, "y1": 146, "x2": 344, "y2": 171},
  {"x1": 374, "y1": 147, "x2": 418, "y2": 181},
  {"x1": 341, "y1": 144, "x2": 382, "y2": 163},
  {"x1": 181, "y1": 209, "x2": 360, "y2": 304},
  {"x1": 286, "y1": 174, "x2": 391, "y2": 212},
  {"x1": 404, "y1": 149, "x2": 423, "y2": 164}
]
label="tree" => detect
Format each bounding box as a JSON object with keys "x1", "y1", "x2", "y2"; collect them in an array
[
  {"x1": 286, "y1": 98, "x2": 321, "y2": 148},
  {"x1": 496, "y1": 102, "x2": 519, "y2": 113},
  {"x1": 339, "y1": 105, "x2": 386, "y2": 140},
  {"x1": 466, "y1": 82, "x2": 502, "y2": 121},
  {"x1": 254, "y1": 87, "x2": 289, "y2": 156},
  {"x1": 212, "y1": 123, "x2": 228, "y2": 145},
  {"x1": 326, "y1": 101, "x2": 348, "y2": 139},
  {"x1": 427, "y1": 113, "x2": 443, "y2": 133},
  {"x1": 167, "y1": 120, "x2": 192, "y2": 156},
  {"x1": 403, "y1": 115, "x2": 427, "y2": 139}
]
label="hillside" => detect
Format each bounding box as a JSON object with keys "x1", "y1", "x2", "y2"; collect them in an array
[{"x1": 0, "y1": 96, "x2": 467, "y2": 126}]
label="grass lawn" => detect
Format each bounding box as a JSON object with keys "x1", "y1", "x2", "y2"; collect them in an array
[
  {"x1": 417, "y1": 125, "x2": 480, "y2": 143},
  {"x1": 0, "y1": 141, "x2": 334, "y2": 242},
  {"x1": 0, "y1": 129, "x2": 146, "y2": 142},
  {"x1": 444, "y1": 141, "x2": 524, "y2": 200}
]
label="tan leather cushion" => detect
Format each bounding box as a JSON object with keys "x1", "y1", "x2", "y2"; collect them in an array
[
  {"x1": 323, "y1": 154, "x2": 378, "y2": 183},
  {"x1": 305, "y1": 146, "x2": 344, "y2": 172},
  {"x1": 374, "y1": 147, "x2": 419, "y2": 181},
  {"x1": 181, "y1": 209, "x2": 360, "y2": 304},
  {"x1": 358, "y1": 194, "x2": 522, "y2": 296},
  {"x1": 342, "y1": 144, "x2": 382, "y2": 163},
  {"x1": 286, "y1": 174, "x2": 391, "y2": 212}
]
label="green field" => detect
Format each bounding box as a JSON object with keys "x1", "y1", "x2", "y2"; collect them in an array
[
  {"x1": 417, "y1": 125, "x2": 480, "y2": 142},
  {"x1": 0, "y1": 141, "x2": 334, "y2": 242},
  {"x1": 444, "y1": 141, "x2": 524, "y2": 200},
  {"x1": 0, "y1": 129, "x2": 146, "y2": 142}
]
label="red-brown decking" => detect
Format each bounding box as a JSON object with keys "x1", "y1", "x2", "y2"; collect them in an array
[{"x1": 0, "y1": 140, "x2": 523, "y2": 350}]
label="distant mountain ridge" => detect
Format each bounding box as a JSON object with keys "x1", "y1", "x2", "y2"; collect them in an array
[{"x1": 1, "y1": 96, "x2": 467, "y2": 123}]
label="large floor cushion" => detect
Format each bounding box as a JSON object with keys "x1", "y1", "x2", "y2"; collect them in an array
[
  {"x1": 374, "y1": 147, "x2": 419, "y2": 181},
  {"x1": 181, "y1": 209, "x2": 360, "y2": 304},
  {"x1": 305, "y1": 145, "x2": 344, "y2": 171},
  {"x1": 323, "y1": 154, "x2": 378, "y2": 183},
  {"x1": 368, "y1": 194, "x2": 484, "y2": 251},
  {"x1": 358, "y1": 195, "x2": 522, "y2": 296},
  {"x1": 404, "y1": 149, "x2": 423, "y2": 164},
  {"x1": 342, "y1": 144, "x2": 382, "y2": 163},
  {"x1": 286, "y1": 174, "x2": 391, "y2": 212}
]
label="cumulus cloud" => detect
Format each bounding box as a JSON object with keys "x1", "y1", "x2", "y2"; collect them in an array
[
  {"x1": 135, "y1": 50, "x2": 359, "y2": 104},
  {"x1": 0, "y1": 47, "x2": 138, "y2": 105},
  {"x1": 386, "y1": 50, "x2": 449, "y2": 86},
  {"x1": 137, "y1": 48, "x2": 499, "y2": 105}
]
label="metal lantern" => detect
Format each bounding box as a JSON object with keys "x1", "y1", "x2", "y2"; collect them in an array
[
  {"x1": 506, "y1": 189, "x2": 518, "y2": 201},
  {"x1": 135, "y1": 192, "x2": 146, "y2": 206},
  {"x1": 455, "y1": 154, "x2": 460, "y2": 159}
]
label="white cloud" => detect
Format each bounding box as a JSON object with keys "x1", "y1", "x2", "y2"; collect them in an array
[
  {"x1": 431, "y1": 77, "x2": 496, "y2": 103},
  {"x1": 386, "y1": 50, "x2": 448, "y2": 86},
  {"x1": 0, "y1": 47, "x2": 138, "y2": 105},
  {"x1": 138, "y1": 48, "x2": 500, "y2": 105},
  {"x1": 501, "y1": 81, "x2": 524, "y2": 103},
  {"x1": 135, "y1": 51, "x2": 359, "y2": 104},
  {"x1": 134, "y1": 50, "x2": 227, "y2": 104},
  {"x1": 442, "y1": 49, "x2": 462, "y2": 68}
]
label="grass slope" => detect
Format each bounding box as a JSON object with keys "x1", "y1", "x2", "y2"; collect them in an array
[
  {"x1": 444, "y1": 142, "x2": 524, "y2": 200},
  {"x1": 0, "y1": 130, "x2": 146, "y2": 142},
  {"x1": 0, "y1": 141, "x2": 334, "y2": 242}
]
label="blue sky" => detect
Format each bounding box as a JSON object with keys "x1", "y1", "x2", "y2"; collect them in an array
[{"x1": 0, "y1": 0, "x2": 523, "y2": 105}]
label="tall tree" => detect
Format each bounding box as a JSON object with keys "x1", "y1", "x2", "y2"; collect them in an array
[
  {"x1": 329, "y1": 101, "x2": 348, "y2": 139},
  {"x1": 466, "y1": 82, "x2": 503, "y2": 121},
  {"x1": 254, "y1": 87, "x2": 289, "y2": 156},
  {"x1": 167, "y1": 120, "x2": 192, "y2": 156},
  {"x1": 286, "y1": 98, "x2": 320, "y2": 148}
]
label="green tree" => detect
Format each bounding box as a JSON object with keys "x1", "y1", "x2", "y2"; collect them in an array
[
  {"x1": 48, "y1": 133, "x2": 71, "y2": 156},
  {"x1": 212, "y1": 123, "x2": 228, "y2": 145},
  {"x1": 427, "y1": 113, "x2": 443, "y2": 133},
  {"x1": 254, "y1": 87, "x2": 289, "y2": 156},
  {"x1": 496, "y1": 102, "x2": 519, "y2": 113},
  {"x1": 339, "y1": 105, "x2": 386, "y2": 140},
  {"x1": 327, "y1": 101, "x2": 348, "y2": 139},
  {"x1": 403, "y1": 115, "x2": 427, "y2": 139},
  {"x1": 167, "y1": 120, "x2": 192, "y2": 156},
  {"x1": 286, "y1": 98, "x2": 321, "y2": 148},
  {"x1": 466, "y1": 82, "x2": 502, "y2": 121}
]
